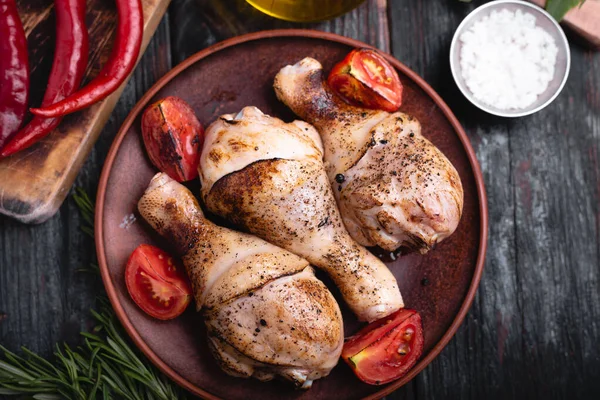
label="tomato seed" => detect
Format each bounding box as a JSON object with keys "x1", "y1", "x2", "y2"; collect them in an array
[{"x1": 397, "y1": 343, "x2": 410, "y2": 355}]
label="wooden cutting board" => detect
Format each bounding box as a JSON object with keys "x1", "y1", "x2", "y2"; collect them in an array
[
  {"x1": 529, "y1": 0, "x2": 600, "y2": 48},
  {"x1": 0, "y1": 0, "x2": 169, "y2": 224}
]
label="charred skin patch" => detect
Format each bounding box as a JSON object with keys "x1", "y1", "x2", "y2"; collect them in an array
[
  {"x1": 159, "y1": 194, "x2": 203, "y2": 257},
  {"x1": 208, "y1": 148, "x2": 224, "y2": 164},
  {"x1": 207, "y1": 158, "x2": 282, "y2": 230},
  {"x1": 227, "y1": 138, "x2": 254, "y2": 152}
]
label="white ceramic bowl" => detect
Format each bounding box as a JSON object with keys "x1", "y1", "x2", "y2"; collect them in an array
[{"x1": 450, "y1": 0, "x2": 571, "y2": 117}]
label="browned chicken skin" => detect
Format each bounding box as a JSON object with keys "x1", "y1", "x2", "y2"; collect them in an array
[
  {"x1": 274, "y1": 57, "x2": 464, "y2": 253},
  {"x1": 199, "y1": 107, "x2": 403, "y2": 322},
  {"x1": 138, "y1": 173, "x2": 344, "y2": 388}
]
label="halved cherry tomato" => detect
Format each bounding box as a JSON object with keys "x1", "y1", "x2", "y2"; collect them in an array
[
  {"x1": 125, "y1": 244, "x2": 193, "y2": 320},
  {"x1": 342, "y1": 309, "x2": 423, "y2": 385},
  {"x1": 141, "y1": 96, "x2": 204, "y2": 182},
  {"x1": 328, "y1": 48, "x2": 403, "y2": 112}
]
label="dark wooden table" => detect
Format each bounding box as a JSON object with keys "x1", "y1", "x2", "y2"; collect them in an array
[{"x1": 1, "y1": 0, "x2": 599, "y2": 398}]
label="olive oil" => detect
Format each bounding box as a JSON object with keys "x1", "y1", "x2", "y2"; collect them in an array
[{"x1": 246, "y1": 0, "x2": 365, "y2": 22}]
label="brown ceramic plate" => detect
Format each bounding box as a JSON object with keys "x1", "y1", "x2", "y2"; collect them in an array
[{"x1": 96, "y1": 30, "x2": 488, "y2": 400}]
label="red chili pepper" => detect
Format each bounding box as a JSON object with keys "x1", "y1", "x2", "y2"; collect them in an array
[
  {"x1": 30, "y1": 0, "x2": 143, "y2": 118},
  {"x1": 0, "y1": 0, "x2": 30, "y2": 150},
  {"x1": 1, "y1": 0, "x2": 89, "y2": 157}
]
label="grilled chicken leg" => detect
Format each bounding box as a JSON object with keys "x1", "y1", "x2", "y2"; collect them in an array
[
  {"x1": 138, "y1": 173, "x2": 344, "y2": 388},
  {"x1": 199, "y1": 107, "x2": 403, "y2": 322},
  {"x1": 274, "y1": 57, "x2": 464, "y2": 253}
]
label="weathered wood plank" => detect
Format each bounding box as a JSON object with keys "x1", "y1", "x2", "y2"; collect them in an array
[
  {"x1": 168, "y1": 0, "x2": 390, "y2": 64},
  {"x1": 506, "y1": 46, "x2": 600, "y2": 398}
]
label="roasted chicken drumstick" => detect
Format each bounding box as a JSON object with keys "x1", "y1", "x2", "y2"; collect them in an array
[
  {"x1": 274, "y1": 57, "x2": 464, "y2": 253},
  {"x1": 138, "y1": 173, "x2": 344, "y2": 388},
  {"x1": 199, "y1": 106, "x2": 403, "y2": 322}
]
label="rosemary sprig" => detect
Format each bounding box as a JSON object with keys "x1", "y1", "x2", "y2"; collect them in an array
[
  {"x1": 0, "y1": 189, "x2": 187, "y2": 399},
  {"x1": 73, "y1": 187, "x2": 95, "y2": 238}
]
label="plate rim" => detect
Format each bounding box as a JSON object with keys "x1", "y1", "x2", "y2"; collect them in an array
[{"x1": 95, "y1": 28, "x2": 489, "y2": 400}]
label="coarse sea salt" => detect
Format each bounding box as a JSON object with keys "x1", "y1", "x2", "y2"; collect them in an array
[{"x1": 459, "y1": 9, "x2": 558, "y2": 111}]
